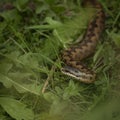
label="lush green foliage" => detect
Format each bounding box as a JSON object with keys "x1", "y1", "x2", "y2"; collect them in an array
[{"x1": 0, "y1": 0, "x2": 120, "y2": 120}]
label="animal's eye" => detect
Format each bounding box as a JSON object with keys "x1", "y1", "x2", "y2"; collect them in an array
[{"x1": 74, "y1": 69, "x2": 79, "y2": 73}]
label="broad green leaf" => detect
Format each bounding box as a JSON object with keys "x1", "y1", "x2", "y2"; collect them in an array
[
  {"x1": 63, "y1": 80, "x2": 79, "y2": 100},
  {"x1": 49, "y1": 100, "x2": 68, "y2": 116},
  {"x1": 6, "y1": 51, "x2": 20, "y2": 60},
  {"x1": 14, "y1": 0, "x2": 29, "y2": 11},
  {"x1": 0, "y1": 10, "x2": 21, "y2": 22},
  {"x1": 0, "y1": 97, "x2": 34, "y2": 120},
  {"x1": 18, "y1": 53, "x2": 39, "y2": 69},
  {"x1": 0, "y1": 73, "x2": 42, "y2": 95},
  {"x1": 8, "y1": 72, "x2": 34, "y2": 81},
  {"x1": 43, "y1": 92, "x2": 58, "y2": 103},
  {"x1": 14, "y1": 83, "x2": 42, "y2": 95},
  {"x1": 36, "y1": 3, "x2": 49, "y2": 14},
  {"x1": 0, "y1": 73, "x2": 13, "y2": 88},
  {"x1": 55, "y1": 86, "x2": 63, "y2": 95},
  {"x1": 0, "y1": 63, "x2": 12, "y2": 74}
]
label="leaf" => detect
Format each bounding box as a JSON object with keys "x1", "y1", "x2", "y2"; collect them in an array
[
  {"x1": 0, "y1": 73, "x2": 42, "y2": 95},
  {"x1": 8, "y1": 72, "x2": 34, "y2": 81},
  {"x1": 63, "y1": 80, "x2": 79, "y2": 100},
  {"x1": 0, "y1": 10, "x2": 21, "y2": 22},
  {"x1": 50, "y1": 100, "x2": 68, "y2": 116},
  {"x1": 0, "y1": 97, "x2": 34, "y2": 120},
  {"x1": 55, "y1": 86, "x2": 63, "y2": 95},
  {"x1": 14, "y1": 83, "x2": 42, "y2": 95},
  {"x1": 45, "y1": 17, "x2": 62, "y2": 26},
  {"x1": 18, "y1": 53, "x2": 39, "y2": 69},
  {"x1": 44, "y1": 92, "x2": 58, "y2": 102},
  {"x1": 14, "y1": 0, "x2": 29, "y2": 11},
  {"x1": 6, "y1": 51, "x2": 21, "y2": 60},
  {"x1": 111, "y1": 32, "x2": 120, "y2": 47},
  {"x1": 0, "y1": 63, "x2": 13, "y2": 74},
  {"x1": 0, "y1": 73, "x2": 13, "y2": 88},
  {"x1": 35, "y1": 2, "x2": 49, "y2": 14}
]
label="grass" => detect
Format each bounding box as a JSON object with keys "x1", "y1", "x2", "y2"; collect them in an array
[{"x1": 0, "y1": 0, "x2": 120, "y2": 120}]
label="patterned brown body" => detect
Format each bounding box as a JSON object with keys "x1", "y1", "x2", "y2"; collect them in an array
[{"x1": 61, "y1": 1, "x2": 105, "y2": 83}]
